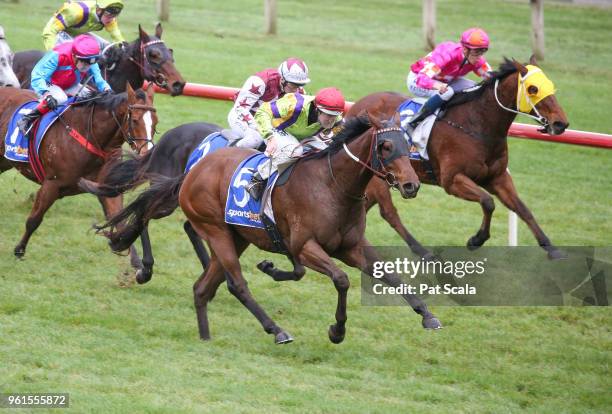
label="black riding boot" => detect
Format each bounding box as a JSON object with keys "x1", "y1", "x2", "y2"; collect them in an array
[
  {"x1": 408, "y1": 94, "x2": 444, "y2": 128},
  {"x1": 246, "y1": 174, "x2": 266, "y2": 201},
  {"x1": 16, "y1": 109, "x2": 42, "y2": 135}
]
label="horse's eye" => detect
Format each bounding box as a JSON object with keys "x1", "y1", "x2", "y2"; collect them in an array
[{"x1": 527, "y1": 85, "x2": 538, "y2": 95}]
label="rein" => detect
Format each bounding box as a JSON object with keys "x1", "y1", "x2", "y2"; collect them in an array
[
  {"x1": 327, "y1": 126, "x2": 402, "y2": 200},
  {"x1": 493, "y1": 75, "x2": 549, "y2": 128}
]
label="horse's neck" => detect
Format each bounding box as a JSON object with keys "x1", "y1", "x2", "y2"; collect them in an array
[
  {"x1": 109, "y1": 45, "x2": 143, "y2": 92},
  {"x1": 328, "y1": 131, "x2": 374, "y2": 200},
  {"x1": 76, "y1": 107, "x2": 125, "y2": 150}
]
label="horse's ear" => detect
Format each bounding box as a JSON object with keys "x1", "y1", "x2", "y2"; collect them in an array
[
  {"x1": 155, "y1": 22, "x2": 163, "y2": 39},
  {"x1": 528, "y1": 54, "x2": 538, "y2": 66},
  {"x1": 126, "y1": 82, "x2": 136, "y2": 103},
  {"x1": 366, "y1": 110, "x2": 383, "y2": 130},
  {"x1": 138, "y1": 25, "x2": 149, "y2": 41},
  {"x1": 512, "y1": 59, "x2": 528, "y2": 76}
]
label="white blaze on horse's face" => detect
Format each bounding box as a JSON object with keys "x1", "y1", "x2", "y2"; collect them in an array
[
  {"x1": 143, "y1": 111, "x2": 154, "y2": 149},
  {"x1": 0, "y1": 26, "x2": 20, "y2": 88}
]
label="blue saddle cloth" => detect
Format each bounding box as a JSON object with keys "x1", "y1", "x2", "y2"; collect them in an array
[
  {"x1": 225, "y1": 153, "x2": 278, "y2": 229},
  {"x1": 397, "y1": 99, "x2": 424, "y2": 161},
  {"x1": 184, "y1": 131, "x2": 229, "y2": 172},
  {"x1": 4, "y1": 99, "x2": 74, "y2": 162}
]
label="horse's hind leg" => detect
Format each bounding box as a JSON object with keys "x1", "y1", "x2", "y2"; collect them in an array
[
  {"x1": 14, "y1": 180, "x2": 60, "y2": 258},
  {"x1": 184, "y1": 220, "x2": 210, "y2": 269},
  {"x1": 366, "y1": 180, "x2": 433, "y2": 259},
  {"x1": 135, "y1": 225, "x2": 154, "y2": 284},
  {"x1": 193, "y1": 256, "x2": 226, "y2": 340},
  {"x1": 198, "y1": 224, "x2": 293, "y2": 344},
  {"x1": 257, "y1": 256, "x2": 305, "y2": 281},
  {"x1": 444, "y1": 173, "x2": 494, "y2": 249},
  {"x1": 98, "y1": 194, "x2": 143, "y2": 271},
  {"x1": 487, "y1": 171, "x2": 564, "y2": 259}
]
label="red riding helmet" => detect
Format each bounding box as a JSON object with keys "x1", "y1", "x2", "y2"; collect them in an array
[
  {"x1": 314, "y1": 87, "x2": 345, "y2": 116},
  {"x1": 72, "y1": 35, "x2": 100, "y2": 64}
]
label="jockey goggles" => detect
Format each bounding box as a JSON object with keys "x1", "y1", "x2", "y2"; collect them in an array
[
  {"x1": 103, "y1": 7, "x2": 122, "y2": 15},
  {"x1": 76, "y1": 56, "x2": 99, "y2": 65}
]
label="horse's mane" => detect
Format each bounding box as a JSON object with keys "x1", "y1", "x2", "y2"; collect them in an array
[
  {"x1": 76, "y1": 89, "x2": 145, "y2": 110},
  {"x1": 302, "y1": 116, "x2": 372, "y2": 160},
  {"x1": 445, "y1": 58, "x2": 518, "y2": 108}
]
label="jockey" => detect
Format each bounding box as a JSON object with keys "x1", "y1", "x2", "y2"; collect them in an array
[
  {"x1": 407, "y1": 27, "x2": 492, "y2": 127},
  {"x1": 17, "y1": 34, "x2": 112, "y2": 134},
  {"x1": 227, "y1": 58, "x2": 310, "y2": 149},
  {"x1": 246, "y1": 87, "x2": 345, "y2": 200},
  {"x1": 42, "y1": 0, "x2": 125, "y2": 51}
]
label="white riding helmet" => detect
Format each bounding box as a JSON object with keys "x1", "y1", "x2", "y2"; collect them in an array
[{"x1": 278, "y1": 58, "x2": 310, "y2": 85}]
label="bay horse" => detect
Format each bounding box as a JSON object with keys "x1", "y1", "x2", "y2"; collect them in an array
[
  {"x1": 12, "y1": 24, "x2": 185, "y2": 95},
  {"x1": 97, "y1": 114, "x2": 441, "y2": 344},
  {"x1": 348, "y1": 57, "x2": 570, "y2": 259},
  {"x1": 0, "y1": 25, "x2": 20, "y2": 88},
  {"x1": 78, "y1": 120, "x2": 432, "y2": 284},
  {"x1": 0, "y1": 84, "x2": 157, "y2": 271}
]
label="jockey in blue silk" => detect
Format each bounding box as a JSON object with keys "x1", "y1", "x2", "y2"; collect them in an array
[
  {"x1": 17, "y1": 34, "x2": 112, "y2": 134},
  {"x1": 245, "y1": 87, "x2": 346, "y2": 200}
]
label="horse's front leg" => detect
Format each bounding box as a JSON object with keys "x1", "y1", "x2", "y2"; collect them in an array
[
  {"x1": 297, "y1": 239, "x2": 350, "y2": 344},
  {"x1": 256, "y1": 255, "x2": 306, "y2": 281},
  {"x1": 334, "y1": 240, "x2": 442, "y2": 330},
  {"x1": 97, "y1": 194, "x2": 143, "y2": 271},
  {"x1": 486, "y1": 170, "x2": 564, "y2": 259},
  {"x1": 14, "y1": 179, "x2": 60, "y2": 258},
  {"x1": 443, "y1": 172, "x2": 495, "y2": 249}
]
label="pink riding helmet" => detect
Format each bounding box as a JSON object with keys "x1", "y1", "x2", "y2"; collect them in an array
[
  {"x1": 72, "y1": 35, "x2": 101, "y2": 63},
  {"x1": 460, "y1": 28, "x2": 490, "y2": 49}
]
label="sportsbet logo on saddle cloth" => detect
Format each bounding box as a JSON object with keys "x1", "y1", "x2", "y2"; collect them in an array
[{"x1": 225, "y1": 153, "x2": 278, "y2": 229}]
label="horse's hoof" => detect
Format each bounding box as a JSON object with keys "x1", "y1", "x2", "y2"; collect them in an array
[
  {"x1": 422, "y1": 317, "x2": 442, "y2": 330},
  {"x1": 328, "y1": 324, "x2": 345, "y2": 344},
  {"x1": 257, "y1": 260, "x2": 274, "y2": 274},
  {"x1": 14, "y1": 246, "x2": 25, "y2": 259},
  {"x1": 466, "y1": 235, "x2": 484, "y2": 250},
  {"x1": 548, "y1": 249, "x2": 568, "y2": 260},
  {"x1": 275, "y1": 331, "x2": 294, "y2": 344},
  {"x1": 135, "y1": 269, "x2": 152, "y2": 284}
]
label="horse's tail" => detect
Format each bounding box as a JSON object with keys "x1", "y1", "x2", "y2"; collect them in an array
[
  {"x1": 95, "y1": 174, "x2": 186, "y2": 252},
  {"x1": 78, "y1": 150, "x2": 154, "y2": 197}
]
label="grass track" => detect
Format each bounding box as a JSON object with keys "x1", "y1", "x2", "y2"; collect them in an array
[{"x1": 1, "y1": 1, "x2": 611, "y2": 412}]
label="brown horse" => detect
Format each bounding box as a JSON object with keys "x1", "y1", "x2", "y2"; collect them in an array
[
  {"x1": 97, "y1": 114, "x2": 442, "y2": 344},
  {"x1": 348, "y1": 57, "x2": 569, "y2": 259},
  {"x1": 12, "y1": 24, "x2": 185, "y2": 95},
  {"x1": 0, "y1": 84, "x2": 157, "y2": 268}
]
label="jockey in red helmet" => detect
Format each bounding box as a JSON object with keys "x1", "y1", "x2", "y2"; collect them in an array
[{"x1": 245, "y1": 87, "x2": 346, "y2": 200}]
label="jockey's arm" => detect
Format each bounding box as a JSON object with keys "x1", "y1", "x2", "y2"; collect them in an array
[
  {"x1": 42, "y1": 15, "x2": 66, "y2": 50},
  {"x1": 416, "y1": 60, "x2": 447, "y2": 92},
  {"x1": 88, "y1": 64, "x2": 112, "y2": 92},
  {"x1": 474, "y1": 60, "x2": 493, "y2": 79},
  {"x1": 31, "y1": 52, "x2": 59, "y2": 96},
  {"x1": 231, "y1": 77, "x2": 265, "y2": 129},
  {"x1": 255, "y1": 96, "x2": 294, "y2": 140},
  {"x1": 41, "y1": 2, "x2": 82, "y2": 50},
  {"x1": 104, "y1": 18, "x2": 125, "y2": 43}
]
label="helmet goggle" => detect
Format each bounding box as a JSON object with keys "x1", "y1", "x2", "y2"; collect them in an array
[
  {"x1": 76, "y1": 56, "x2": 99, "y2": 65},
  {"x1": 104, "y1": 6, "x2": 122, "y2": 15},
  {"x1": 317, "y1": 106, "x2": 343, "y2": 116}
]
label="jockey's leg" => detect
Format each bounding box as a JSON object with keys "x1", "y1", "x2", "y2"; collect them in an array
[
  {"x1": 406, "y1": 71, "x2": 453, "y2": 128},
  {"x1": 54, "y1": 31, "x2": 73, "y2": 47},
  {"x1": 17, "y1": 86, "x2": 67, "y2": 134},
  {"x1": 236, "y1": 127, "x2": 264, "y2": 149},
  {"x1": 247, "y1": 132, "x2": 300, "y2": 200},
  {"x1": 86, "y1": 32, "x2": 111, "y2": 51},
  {"x1": 448, "y1": 77, "x2": 476, "y2": 93}
]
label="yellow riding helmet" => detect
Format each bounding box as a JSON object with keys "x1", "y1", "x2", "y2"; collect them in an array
[{"x1": 97, "y1": 0, "x2": 124, "y2": 11}]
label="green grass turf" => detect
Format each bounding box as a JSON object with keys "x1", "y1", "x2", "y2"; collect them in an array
[{"x1": 1, "y1": 0, "x2": 611, "y2": 412}]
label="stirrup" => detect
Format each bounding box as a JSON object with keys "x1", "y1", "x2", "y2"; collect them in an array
[{"x1": 246, "y1": 177, "x2": 265, "y2": 201}]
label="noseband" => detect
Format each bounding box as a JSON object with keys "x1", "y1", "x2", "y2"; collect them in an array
[
  {"x1": 127, "y1": 39, "x2": 170, "y2": 88},
  {"x1": 111, "y1": 103, "x2": 157, "y2": 152}
]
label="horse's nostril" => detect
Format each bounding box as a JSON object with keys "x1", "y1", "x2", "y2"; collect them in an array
[{"x1": 403, "y1": 182, "x2": 419, "y2": 194}]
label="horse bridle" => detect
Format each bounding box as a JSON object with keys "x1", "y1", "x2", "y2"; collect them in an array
[
  {"x1": 127, "y1": 39, "x2": 170, "y2": 88},
  {"x1": 494, "y1": 75, "x2": 549, "y2": 131},
  {"x1": 111, "y1": 103, "x2": 157, "y2": 153},
  {"x1": 328, "y1": 125, "x2": 408, "y2": 200}
]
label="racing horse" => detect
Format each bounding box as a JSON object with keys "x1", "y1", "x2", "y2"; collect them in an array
[
  {"x1": 78, "y1": 120, "x2": 432, "y2": 284},
  {"x1": 348, "y1": 57, "x2": 569, "y2": 259},
  {"x1": 96, "y1": 114, "x2": 441, "y2": 344},
  {"x1": 12, "y1": 23, "x2": 185, "y2": 95},
  {"x1": 0, "y1": 84, "x2": 157, "y2": 272},
  {"x1": 0, "y1": 25, "x2": 20, "y2": 88}
]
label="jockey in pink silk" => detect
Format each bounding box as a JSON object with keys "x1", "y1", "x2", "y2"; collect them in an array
[
  {"x1": 227, "y1": 58, "x2": 310, "y2": 149},
  {"x1": 407, "y1": 28, "x2": 492, "y2": 127}
]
